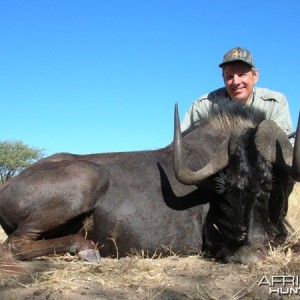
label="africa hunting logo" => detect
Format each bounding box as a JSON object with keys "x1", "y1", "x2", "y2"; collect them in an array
[{"x1": 258, "y1": 275, "x2": 300, "y2": 296}]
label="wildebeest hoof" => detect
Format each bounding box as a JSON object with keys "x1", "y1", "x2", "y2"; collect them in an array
[
  {"x1": 69, "y1": 245, "x2": 78, "y2": 255},
  {"x1": 78, "y1": 249, "x2": 101, "y2": 264}
]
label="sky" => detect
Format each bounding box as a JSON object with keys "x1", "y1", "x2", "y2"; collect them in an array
[{"x1": 1, "y1": 0, "x2": 300, "y2": 156}]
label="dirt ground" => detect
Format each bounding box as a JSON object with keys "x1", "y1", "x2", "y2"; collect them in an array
[{"x1": 0, "y1": 184, "x2": 300, "y2": 300}]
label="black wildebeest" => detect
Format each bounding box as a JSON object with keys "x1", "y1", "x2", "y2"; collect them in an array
[{"x1": 0, "y1": 101, "x2": 299, "y2": 264}]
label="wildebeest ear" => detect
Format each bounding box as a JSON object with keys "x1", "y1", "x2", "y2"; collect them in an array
[{"x1": 254, "y1": 119, "x2": 300, "y2": 181}]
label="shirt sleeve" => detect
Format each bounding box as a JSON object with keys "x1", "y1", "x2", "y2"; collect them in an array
[
  {"x1": 181, "y1": 98, "x2": 211, "y2": 132},
  {"x1": 259, "y1": 92, "x2": 294, "y2": 135},
  {"x1": 272, "y1": 95, "x2": 294, "y2": 145},
  {"x1": 253, "y1": 88, "x2": 294, "y2": 145},
  {"x1": 271, "y1": 95, "x2": 293, "y2": 135}
]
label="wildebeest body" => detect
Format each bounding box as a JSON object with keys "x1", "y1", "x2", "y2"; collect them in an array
[
  {"x1": 0, "y1": 147, "x2": 211, "y2": 258},
  {"x1": 0, "y1": 101, "x2": 299, "y2": 264}
]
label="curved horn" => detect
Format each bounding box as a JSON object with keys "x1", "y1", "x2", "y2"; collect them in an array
[
  {"x1": 254, "y1": 113, "x2": 300, "y2": 181},
  {"x1": 291, "y1": 113, "x2": 300, "y2": 180},
  {"x1": 173, "y1": 103, "x2": 230, "y2": 185}
]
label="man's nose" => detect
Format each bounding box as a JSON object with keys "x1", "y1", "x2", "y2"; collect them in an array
[{"x1": 232, "y1": 74, "x2": 240, "y2": 84}]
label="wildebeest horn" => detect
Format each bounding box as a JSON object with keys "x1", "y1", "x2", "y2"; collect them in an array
[
  {"x1": 292, "y1": 114, "x2": 300, "y2": 180},
  {"x1": 254, "y1": 112, "x2": 300, "y2": 181},
  {"x1": 173, "y1": 103, "x2": 230, "y2": 185}
]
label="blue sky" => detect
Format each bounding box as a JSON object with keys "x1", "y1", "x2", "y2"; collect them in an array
[{"x1": 1, "y1": 1, "x2": 300, "y2": 155}]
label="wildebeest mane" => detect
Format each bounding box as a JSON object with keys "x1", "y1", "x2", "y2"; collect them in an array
[{"x1": 197, "y1": 99, "x2": 267, "y2": 132}]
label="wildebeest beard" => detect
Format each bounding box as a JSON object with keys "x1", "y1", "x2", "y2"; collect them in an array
[{"x1": 203, "y1": 126, "x2": 278, "y2": 261}]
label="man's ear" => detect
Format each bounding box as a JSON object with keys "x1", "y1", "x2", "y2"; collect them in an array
[{"x1": 254, "y1": 69, "x2": 259, "y2": 84}]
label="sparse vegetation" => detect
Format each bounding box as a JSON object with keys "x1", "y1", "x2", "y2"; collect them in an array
[
  {"x1": 0, "y1": 140, "x2": 44, "y2": 183},
  {"x1": 0, "y1": 183, "x2": 300, "y2": 299}
]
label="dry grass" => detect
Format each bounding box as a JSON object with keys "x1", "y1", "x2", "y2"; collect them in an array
[
  {"x1": 0, "y1": 183, "x2": 300, "y2": 299},
  {"x1": 287, "y1": 182, "x2": 300, "y2": 232}
]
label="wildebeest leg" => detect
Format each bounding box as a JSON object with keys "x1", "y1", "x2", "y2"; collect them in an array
[
  {"x1": 0, "y1": 160, "x2": 109, "y2": 262},
  {"x1": 5, "y1": 232, "x2": 98, "y2": 261},
  {"x1": 3, "y1": 206, "x2": 104, "y2": 262},
  {"x1": 4, "y1": 209, "x2": 101, "y2": 262}
]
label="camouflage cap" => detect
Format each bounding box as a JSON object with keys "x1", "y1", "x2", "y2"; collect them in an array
[{"x1": 218, "y1": 47, "x2": 255, "y2": 68}]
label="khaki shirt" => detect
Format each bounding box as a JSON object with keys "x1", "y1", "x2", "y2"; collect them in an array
[{"x1": 181, "y1": 87, "x2": 294, "y2": 138}]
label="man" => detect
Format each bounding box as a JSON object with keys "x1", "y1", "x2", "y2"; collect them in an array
[
  {"x1": 181, "y1": 47, "x2": 294, "y2": 141},
  {"x1": 181, "y1": 47, "x2": 296, "y2": 259}
]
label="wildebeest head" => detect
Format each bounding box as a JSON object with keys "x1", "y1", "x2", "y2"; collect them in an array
[{"x1": 173, "y1": 101, "x2": 300, "y2": 263}]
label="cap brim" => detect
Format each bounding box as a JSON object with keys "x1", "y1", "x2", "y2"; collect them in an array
[{"x1": 219, "y1": 59, "x2": 254, "y2": 68}]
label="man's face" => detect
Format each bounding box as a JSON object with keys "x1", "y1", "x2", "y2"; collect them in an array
[{"x1": 222, "y1": 62, "x2": 259, "y2": 104}]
